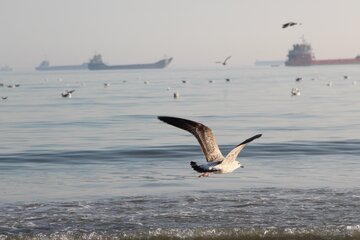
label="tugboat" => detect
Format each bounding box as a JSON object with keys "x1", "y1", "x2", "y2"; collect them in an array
[
  {"x1": 285, "y1": 37, "x2": 360, "y2": 66},
  {"x1": 88, "y1": 54, "x2": 173, "y2": 70}
]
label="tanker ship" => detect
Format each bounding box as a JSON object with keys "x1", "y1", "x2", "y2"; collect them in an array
[
  {"x1": 88, "y1": 54, "x2": 173, "y2": 70},
  {"x1": 285, "y1": 38, "x2": 360, "y2": 66}
]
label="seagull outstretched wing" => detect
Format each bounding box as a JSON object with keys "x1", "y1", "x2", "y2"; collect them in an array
[
  {"x1": 223, "y1": 134, "x2": 262, "y2": 163},
  {"x1": 158, "y1": 116, "x2": 224, "y2": 162}
]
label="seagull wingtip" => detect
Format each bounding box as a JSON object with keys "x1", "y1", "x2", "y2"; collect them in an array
[{"x1": 157, "y1": 116, "x2": 167, "y2": 121}]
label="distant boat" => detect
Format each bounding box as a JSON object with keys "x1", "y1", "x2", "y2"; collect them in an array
[
  {"x1": 87, "y1": 54, "x2": 173, "y2": 70},
  {"x1": 0, "y1": 65, "x2": 13, "y2": 72},
  {"x1": 35, "y1": 60, "x2": 88, "y2": 71},
  {"x1": 254, "y1": 60, "x2": 284, "y2": 67}
]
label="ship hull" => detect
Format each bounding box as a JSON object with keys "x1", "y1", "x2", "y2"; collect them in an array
[
  {"x1": 88, "y1": 58, "x2": 173, "y2": 70},
  {"x1": 286, "y1": 58, "x2": 360, "y2": 66},
  {"x1": 312, "y1": 58, "x2": 360, "y2": 65}
]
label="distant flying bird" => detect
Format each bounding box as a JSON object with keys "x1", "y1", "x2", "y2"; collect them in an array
[
  {"x1": 61, "y1": 90, "x2": 75, "y2": 98},
  {"x1": 1, "y1": 96, "x2": 8, "y2": 100},
  {"x1": 216, "y1": 56, "x2": 231, "y2": 66},
  {"x1": 295, "y1": 77, "x2": 302, "y2": 82},
  {"x1": 343, "y1": 75, "x2": 349, "y2": 79},
  {"x1": 282, "y1": 22, "x2": 301, "y2": 28},
  {"x1": 158, "y1": 116, "x2": 262, "y2": 177}
]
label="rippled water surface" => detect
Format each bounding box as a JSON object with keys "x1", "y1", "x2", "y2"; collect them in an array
[{"x1": 0, "y1": 66, "x2": 359, "y2": 239}]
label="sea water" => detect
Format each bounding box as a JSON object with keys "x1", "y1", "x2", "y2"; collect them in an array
[{"x1": 0, "y1": 66, "x2": 359, "y2": 239}]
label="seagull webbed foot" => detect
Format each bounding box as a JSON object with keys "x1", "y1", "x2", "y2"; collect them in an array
[{"x1": 198, "y1": 172, "x2": 210, "y2": 178}]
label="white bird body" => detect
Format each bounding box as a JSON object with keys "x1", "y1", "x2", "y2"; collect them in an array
[
  {"x1": 207, "y1": 160, "x2": 242, "y2": 174},
  {"x1": 158, "y1": 116, "x2": 261, "y2": 177}
]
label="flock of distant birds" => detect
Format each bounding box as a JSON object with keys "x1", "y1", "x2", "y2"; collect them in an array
[{"x1": 290, "y1": 75, "x2": 357, "y2": 97}]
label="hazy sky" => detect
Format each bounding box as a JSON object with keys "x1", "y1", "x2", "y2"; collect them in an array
[{"x1": 1, "y1": 0, "x2": 360, "y2": 70}]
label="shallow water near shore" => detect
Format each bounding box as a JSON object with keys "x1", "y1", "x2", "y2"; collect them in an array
[{"x1": 0, "y1": 66, "x2": 359, "y2": 239}]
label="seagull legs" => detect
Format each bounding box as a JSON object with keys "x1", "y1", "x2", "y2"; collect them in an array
[{"x1": 198, "y1": 172, "x2": 210, "y2": 178}]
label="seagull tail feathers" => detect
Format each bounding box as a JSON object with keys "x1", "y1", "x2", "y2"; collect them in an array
[{"x1": 191, "y1": 161, "x2": 207, "y2": 173}]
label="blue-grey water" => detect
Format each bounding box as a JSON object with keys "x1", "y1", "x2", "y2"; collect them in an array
[{"x1": 0, "y1": 66, "x2": 359, "y2": 239}]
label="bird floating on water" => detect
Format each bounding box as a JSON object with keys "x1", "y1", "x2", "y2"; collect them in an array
[
  {"x1": 282, "y1": 22, "x2": 301, "y2": 28},
  {"x1": 61, "y1": 90, "x2": 75, "y2": 98},
  {"x1": 216, "y1": 56, "x2": 231, "y2": 66},
  {"x1": 1, "y1": 96, "x2": 7, "y2": 100},
  {"x1": 158, "y1": 116, "x2": 262, "y2": 177},
  {"x1": 291, "y1": 88, "x2": 301, "y2": 96},
  {"x1": 173, "y1": 91, "x2": 180, "y2": 99},
  {"x1": 295, "y1": 77, "x2": 302, "y2": 82}
]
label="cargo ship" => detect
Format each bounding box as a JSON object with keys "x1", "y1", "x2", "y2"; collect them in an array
[
  {"x1": 88, "y1": 54, "x2": 173, "y2": 70},
  {"x1": 35, "y1": 60, "x2": 88, "y2": 71},
  {"x1": 285, "y1": 38, "x2": 360, "y2": 66}
]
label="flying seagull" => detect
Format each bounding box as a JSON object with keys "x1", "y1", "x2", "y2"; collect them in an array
[
  {"x1": 158, "y1": 116, "x2": 262, "y2": 177},
  {"x1": 282, "y1": 22, "x2": 301, "y2": 28},
  {"x1": 61, "y1": 89, "x2": 75, "y2": 98},
  {"x1": 216, "y1": 56, "x2": 231, "y2": 66}
]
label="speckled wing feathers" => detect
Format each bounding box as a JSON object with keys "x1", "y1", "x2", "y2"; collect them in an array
[{"x1": 158, "y1": 116, "x2": 224, "y2": 162}]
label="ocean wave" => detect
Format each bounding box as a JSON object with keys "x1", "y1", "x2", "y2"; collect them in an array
[
  {"x1": 1, "y1": 139, "x2": 360, "y2": 165},
  {"x1": 1, "y1": 188, "x2": 359, "y2": 238},
  {"x1": 1, "y1": 226, "x2": 360, "y2": 240}
]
